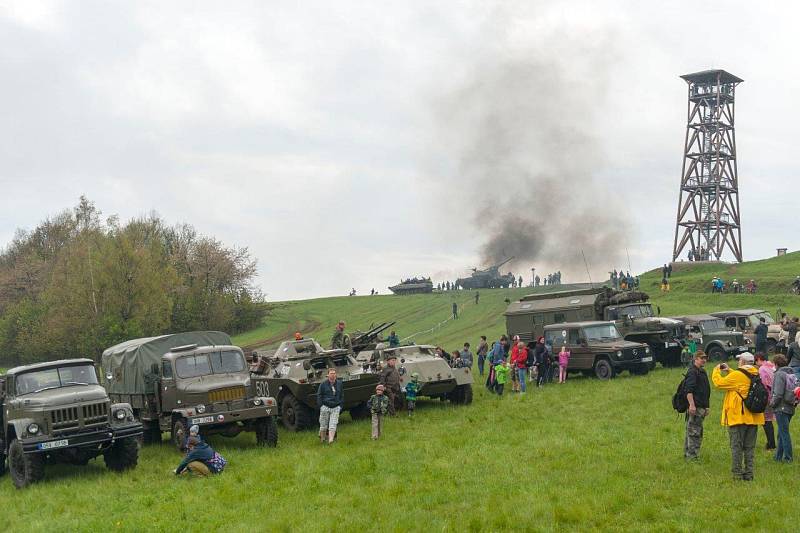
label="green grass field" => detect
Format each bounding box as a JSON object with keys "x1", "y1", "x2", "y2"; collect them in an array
[{"x1": 2, "y1": 253, "x2": 800, "y2": 531}]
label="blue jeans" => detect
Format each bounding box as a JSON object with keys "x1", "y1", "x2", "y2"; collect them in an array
[
  {"x1": 517, "y1": 368, "x2": 527, "y2": 392},
  {"x1": 775, "y1": 411, "x2": 793, "y2": 462},
  {"x1": 478, "y1": 357, "x2": 485, "y2": 376}
]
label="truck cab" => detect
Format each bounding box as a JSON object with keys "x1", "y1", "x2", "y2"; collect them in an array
[
  {"x1": 709, "y1": 310, "x2": 782, "y2": 352},
  {"x1": 1, "y1": 359, "x2": 141, "y2": 488}
]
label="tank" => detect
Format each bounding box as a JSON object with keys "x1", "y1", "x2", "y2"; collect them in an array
[
  {"x1": 354, "y1": 344, "x2": 473, "y2": 404},
  {"x1": 456, "y1": 257, "x2": 515, "y2": 289},
  {"x1": 250, "y1": 338, "x2": 379, "y2": 431},
  {"x1": 388, "y1": 277, "x2": 433, "y2": 295}
]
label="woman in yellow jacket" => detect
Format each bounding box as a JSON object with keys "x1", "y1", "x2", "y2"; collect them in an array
[{"x1": 712, "y1": 353, "x2": 765, "y2": 481}]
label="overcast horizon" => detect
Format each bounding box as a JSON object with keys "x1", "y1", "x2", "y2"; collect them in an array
[{"x1": 1, "y1": 1, "x2": 796, "y2": 301}]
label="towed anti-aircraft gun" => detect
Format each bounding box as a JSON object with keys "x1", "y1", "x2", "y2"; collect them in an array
[
  {"x1": 350, "y1": 321, "x2": 396, "y2": 353},
  {"x1": 457, "y1": 257, "x2": 515, "y2": 289}
]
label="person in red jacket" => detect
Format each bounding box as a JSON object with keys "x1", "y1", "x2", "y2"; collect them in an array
[{"x1": 511, "y1": 339, "x2": 529, "y2": 394}]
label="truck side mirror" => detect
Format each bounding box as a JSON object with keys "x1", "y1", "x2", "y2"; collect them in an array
[{"x1": 302, "y1": 360, "x2": 312, "y2": 371}]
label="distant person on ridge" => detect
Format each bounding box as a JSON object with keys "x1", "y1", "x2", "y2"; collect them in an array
[{"x1": 452, "y1": 302, "x2": 458, "y2": 320}]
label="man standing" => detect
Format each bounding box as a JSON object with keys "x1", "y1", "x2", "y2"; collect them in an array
[
  {"x1": 476, "y1": 336, "x2": 489, "y2": 376},
  {"x1": 452, "y1": 302, "x2": 458, "y2": 320},
  {"x1": 475, "y1": 291, "x2": 480, "y2": 305},
  {"x1": 712, "y1": 353, "x2": 766, "y2": 481},
  {"x1": 459, "y1": 342, "x2": 473, "y2": 369},
  {"x1": 386, "y1": 330, "x2": 400, "y2": 348},
  {"x1": 317, "y1": 368, "x2": 343, "y2": 444},
  {"x1": 379, "y1": 355, "x2": 402, "y2": 416},
  {"x1": 331, "y1": 320, "x2": 352, "y2": 351},
  {"x1": 754, "y1": 317, "x2": 769, "y2": 355},
  {"x1": 684, "y1": 353, "x2": 710, "y2": 459}
]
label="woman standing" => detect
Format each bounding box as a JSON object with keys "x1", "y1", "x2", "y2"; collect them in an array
[
  {"x1": 756, "y1": 353, "x2": 776, "y2": 451},
  {"x1": 510, "y1": 339, "x2": 528, "y2": 394},
  {"x1": 770, "y1": 354, "x2": 796, "y2": 463}
]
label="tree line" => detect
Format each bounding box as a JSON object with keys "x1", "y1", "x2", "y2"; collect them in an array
[{"x1": 0, "y1": 197, "x2": 267, "y2": 366}]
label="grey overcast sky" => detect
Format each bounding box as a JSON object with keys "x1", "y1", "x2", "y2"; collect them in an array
[{"x1": 0, "y1": 1, "x2": 796, "y2": 300}]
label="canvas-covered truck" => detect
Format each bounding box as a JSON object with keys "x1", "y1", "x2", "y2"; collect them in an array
[
  {"x1": 0, "y1": 359, "x2": 141, "y2": 488},
  {"x1": 505, "y1": 287, "x2": 686, "y2": 367},
  {"x1": 101, "y1": 331, "x2": 278, "y2": 451}
]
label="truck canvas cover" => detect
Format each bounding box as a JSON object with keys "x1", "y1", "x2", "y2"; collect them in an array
[{"x1": 101, "y1": 331, "x2": 232, "y2": 395}]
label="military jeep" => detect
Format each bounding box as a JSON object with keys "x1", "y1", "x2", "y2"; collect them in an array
[
  {"x1": 0, "y1": 359, "x2": 142, "y2": 488},
  {"x1": 543, "y1": 321, "x2": 651, "y2": 379},
  {"x1": 671, "y1": 314, "x2": 750, "y2": 361},
  {"x1": 709, "y1": 309, "x2": 783, "y2": 352}
]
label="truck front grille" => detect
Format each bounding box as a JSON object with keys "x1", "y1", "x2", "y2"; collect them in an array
[
  {"x1": 50, "y1": 407, "x2": 79, "y2": 431},
  {"x1": 209, "y1": 386, "x2": 246, "y2": 402},
  {"x1": 82, "y1": 402, "x2": 108, "y2": 426}
]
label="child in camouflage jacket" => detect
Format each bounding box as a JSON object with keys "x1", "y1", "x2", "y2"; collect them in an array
[{"x1": 368, "y1": 384, "x2": 390, "y2": 440}]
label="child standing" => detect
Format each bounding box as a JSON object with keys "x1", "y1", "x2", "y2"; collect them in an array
[
  {"x1": 405, "y1": 373, "x2": 420, "y2": 416},
  {"x1": 367, "y1": 384, "x2": 390, "y2": 440},
  {"x1": 494, "y1": 360, "x2": 509, "y2": 396},
  {"x1": 558, "y1": 344, "x2": 571, "y2": 383}
]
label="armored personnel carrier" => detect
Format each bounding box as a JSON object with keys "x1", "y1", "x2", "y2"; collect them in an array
[
  {"x1": 251, "y1": 338, "x2": 379, "y2": 431},
  {"x1": 354, "y1": 344, "x2": 473, "y2": 404},
  {"x1": 0, "y1": 358, "x2": 142, "y2": 488},
  {"x1": 389, "y1": 277, "x2": 433, "y2": 295},
  {"x1": 457, "y1": 257, "x2": 515, "y2": 289}
]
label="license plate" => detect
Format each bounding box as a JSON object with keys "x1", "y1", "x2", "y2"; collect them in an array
[
  {"x1": 38, "y1": 439, "x2": 69, "y2": 450},
  {"x1": 191, "y1": 416, "x2": 215, "y2": 425},
  {"x1": 344, "y1": 375, "x2": 360, "y2": 381},
  {"x1": 665, "y1": 342, "x2": 678, "y2": 347},
  {"x1": 641, "y1": 357, "x2": 653, "y2": 363}
]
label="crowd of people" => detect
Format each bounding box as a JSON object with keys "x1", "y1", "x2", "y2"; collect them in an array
[
  {"x1": 610, "y1": 269, "x2": 639, "y2": 291},
  {"x1": 710, "y1": 276, "x2": 758, "y2": 294}
]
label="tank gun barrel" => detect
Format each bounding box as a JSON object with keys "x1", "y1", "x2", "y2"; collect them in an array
[{"x1": 350, "y1": 321, "x2": 397, "y2": 352}]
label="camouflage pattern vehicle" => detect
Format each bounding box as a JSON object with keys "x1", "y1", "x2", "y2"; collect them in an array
[
  {"x1": 389, "y1": 277, "x2": 433, "y2": 295},
  {"x1": 354, "y1": 344, "x2": 473, "y2": 404},
  {"x1": 457, "y1": 257, "x2": 515, "y2": 289},
  {"x1": 102, "y1": 331, "x2": 278, "y2": 451},
  {"x1": 671, "y1": 314, "x2": 750, "y2": 361},
  {"x1": 543, "y1": 322, "x2": 651, "y2": 379},
  {"x1": 251, "y1": 338, "x2": 379, "y2": 431},
  {"x1": 709, "y1": 309, "x2": 784, "y2": 353},
  {"x1": 0, "y1": 358, "x2": 142, "y2": 488},
  {"x1": 505, "y1": 287, "x2": 686, "y2": 367}
]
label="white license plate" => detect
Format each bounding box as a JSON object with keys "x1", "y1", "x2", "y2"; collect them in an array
[
  {"x1": 665, "y1": 342, "x2": 678, "y2": 347},
  {"x1": 38, "y1": 439, "x2": 69, "y2": 450},
  {"x1": 191, "y1": 416, "x2": 215, "y2": 425},
  {"x1": 344, "y1": 375, "x2": 360, "y2": 381},
  {"x1": 641, "y1": 357, "x2": 653, "y2": 363}
]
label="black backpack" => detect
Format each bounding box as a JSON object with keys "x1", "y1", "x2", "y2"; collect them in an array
[
  {"x1": 736, "y1": 368, "x2": 769, "y2": 414},
  {"x1": 672, "y1": 372, "x2": 690, "y2": 413}
]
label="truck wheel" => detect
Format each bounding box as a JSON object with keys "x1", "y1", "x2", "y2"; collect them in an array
[
  {"x1": 172, "y1": 418, "x2": 188, "y2": 451},
  {"x1": 8, "y1": 439, "x2": 44, "y2": 489},
  {"x1": 593, "y1": 358, "x2": 615, "y2": 380},
  {"x1": 256, "y1": 417, "x2": 279, "y2": 448},
  {"x1": 349, "y1": 403, "x2": 370, "y2": 420},
  {"x1": 451, "y1": 384, "x2": 473, "y2": 405},
  {"x1": 142, "y1": 424, "x2": 162, "y2": 445},
  {"x1": 281, "y1": 395, "x2": 312, "y2": 431},
  {"x1": 104, "y1": 438, "x2": 139, "y2": 471},
  {"x1": 707, "y1": 346, "x2": 726, "y2": 362}
]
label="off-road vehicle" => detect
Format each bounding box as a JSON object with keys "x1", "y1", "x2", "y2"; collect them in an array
[
  {"x1": 354, "y1": 344, "x2": 473, "y2": 404},
  {"x1": 251, "y1": 337, "x2": 379, "y2": 431},
  {"x1": 709, "y1": 309, "x2": 783, "y2": 352},
  {"x1": 506, "y1": 287, "x2": 686, "y2": 366},
  {"x1": 543, "y1": 322, "x2": 652, "y2": 379},
  {"x1": 0, "y1": 358, "x2": 142, "y2": 488},
  {"x1": 671, "y1": 314, "x2": 750, "y2": 361},
  {"x1": 102, "y1": 331, "x2": 278, "y2": 451}
]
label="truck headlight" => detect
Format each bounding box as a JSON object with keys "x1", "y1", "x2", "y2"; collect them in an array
[
  {"x1": 616, "y1": 351, "x2": 623, "y2": 357},
  {"x1": 645, "y1": 347, "x2": 650, "y2": 354},
  {"x1": 727, "y1": 341, "x2": 733, "y2": 347},
  {"x1": 27, "y1": 423, "x2": 39, "y2": 435},
  {"x1": 253, "y1": 398, "x2": 262, "y2": 406},
  {"x1": 196, "y1": 404, "x2": 206, "y2": 414},
  {"x1": 114, "y1": 409, "x2": 127, "y2": 421}
]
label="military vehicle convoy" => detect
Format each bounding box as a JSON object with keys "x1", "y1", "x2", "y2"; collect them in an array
[
  {"x1": 0, "y1": 358, "x2": 142, "y2": 488},
  {"x1": 710, "y1": 309, "x2": 784, "y2": 352},
  {"x1": 671, "y1": 314, "x2": 750, "y2": 360},
  {"x1": 251, "y1": 338, "x2": 379, "y2": 431},
  {"x1": 102, "y1": 331, "x2": 279, "y2": 451},
  {"x1": 543, "y1": 322, "x2": 651, "y2": 379},
  {"x1": 505, "y1": 287, "x2": 686, "y2": 367},
  {"x1": 389, "y1": 277, "x2": 433, "y2": 295},
  {"x1": 457, "y1": 257, "x2": 515, "y2": 289},
  {"x1": 354, "y1": 344, "x2": 474, "y2": 403}
]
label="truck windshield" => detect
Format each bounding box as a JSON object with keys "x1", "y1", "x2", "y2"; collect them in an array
[
  {"x1": 177, "y1": 351, "x2": 245, "y2": 378},
  {"x1": 700, "y1": 319, "x2": 726, "y2": 331},
  {"x1": 583, "y1": 324, "x2": 622, "y2": 341},
  {"x1": 15, "y1": 364, "x2": 99, "y2": 396},
  {"x1": 750, "y1": 313, "x2": 774, "y2": 327},
  {"x1": 619, "y1": 305, "x2": 654, "y2": 318}
]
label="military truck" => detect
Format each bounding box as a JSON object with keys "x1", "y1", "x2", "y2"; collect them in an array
[
  {"x1": 0, "y1": 358, "x2": 142, "y2": 488},
  {"x1": 457, "y1": 257, "x2": 515, "y2": 289},
  {"x1": 543, "y1": 322, "x2": 651, "y2": 379},
  {"x1": 505, "y1": 287, "x2": 686, "y2": 367},
  {"x1": 389, "y1": 277, "x2": 433, "y2": 295},
  {"x1": 251, "y1": 338, "x2": 379, "y2": 431},
  {"x1": 102, "y1": 331, "x2": 278, "y2": 451},
  {"x1": 709, "y1": 310, "x2": 784, "y2": 353},
  {"x1": 354, "y1": 344, "x2": 473, "y2": 404},
  {"x1": 671, "y1": 314, "x2": 750, "y2": 361}
]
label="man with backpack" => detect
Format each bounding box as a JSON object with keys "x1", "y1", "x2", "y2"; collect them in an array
[
  {"x1": 711, "y1": 352, "x2": 767, "y2": 481},
  {"x1": 683, "y1": 352, "x2": 710, "y2": 459}
]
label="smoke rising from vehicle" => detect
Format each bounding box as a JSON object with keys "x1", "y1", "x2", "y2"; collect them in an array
[{"x1": 434, "y1": 26, "x2": 628, "y2": 281}]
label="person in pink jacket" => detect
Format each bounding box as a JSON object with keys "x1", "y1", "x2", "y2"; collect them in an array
[{"x1": 557, "y1": 345, "x2": 571, "y2": 383}]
